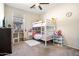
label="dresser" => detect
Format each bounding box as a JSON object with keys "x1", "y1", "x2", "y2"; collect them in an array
[{"x1": 0, "y1": 28, "x2": 12, "y2": 55}]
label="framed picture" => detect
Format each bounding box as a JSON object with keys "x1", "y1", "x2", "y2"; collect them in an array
[{"x1": 66, "y1": 12, "x2": 72, "y2": 17}]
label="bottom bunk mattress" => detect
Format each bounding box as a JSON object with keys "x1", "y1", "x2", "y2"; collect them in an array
[{"x1": 34, "y1": 33, "x2": 42, "y2": 40}]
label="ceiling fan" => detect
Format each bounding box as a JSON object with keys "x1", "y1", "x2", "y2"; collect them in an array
[{"x1": 30, "y1": 3, "x2": 49, "y2": 10}]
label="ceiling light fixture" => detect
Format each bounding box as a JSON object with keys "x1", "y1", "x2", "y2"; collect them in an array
[{"x1": 35, "y1": 3, "x2": 39, "y2": 7}]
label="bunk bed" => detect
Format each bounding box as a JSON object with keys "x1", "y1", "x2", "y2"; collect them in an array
[{"x1": 32, "y1": 19, "x2": 56, "y2": 46}]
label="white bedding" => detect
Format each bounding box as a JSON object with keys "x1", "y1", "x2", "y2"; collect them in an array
[{"x1": 34, "y1": 34, "x2": 52, "y2": 41}]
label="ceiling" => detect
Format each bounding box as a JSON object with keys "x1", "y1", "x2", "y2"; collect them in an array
[{"x1": 5, "y1": 3, "x2": 57, "y2": 14}]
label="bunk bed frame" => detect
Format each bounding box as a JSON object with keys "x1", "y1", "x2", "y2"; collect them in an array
[{"x1": 32, "y1": 19, "x2": 56, "y2": 47}]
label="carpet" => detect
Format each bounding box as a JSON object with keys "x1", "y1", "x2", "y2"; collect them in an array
[{"x1": 25, "y1": 40, "x2": 41, "y2": 47}]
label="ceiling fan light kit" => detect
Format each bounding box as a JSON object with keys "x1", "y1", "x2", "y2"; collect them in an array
[{"x1": 35, "y1": 3, "x2": 40, "y2": 7}]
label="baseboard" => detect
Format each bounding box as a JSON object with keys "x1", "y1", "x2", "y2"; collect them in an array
[{"x1": 64, "y1": 44, "x2": 79, "y2": 51}]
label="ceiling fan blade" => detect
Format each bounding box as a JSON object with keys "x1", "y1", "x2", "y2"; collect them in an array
[
  {"x1": 38, "y1": 5, "x2": 42, "y2": 10},
  {"x1": 30, "y1": 4, "x2": 35, "y2": 8},
  {"x1": 39, "y1": 3, "x2": 49, "y2": 4}
]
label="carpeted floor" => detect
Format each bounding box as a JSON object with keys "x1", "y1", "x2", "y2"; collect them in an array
[{"x1": 6, "y1": 41, "x2": 79, "y2": 56}]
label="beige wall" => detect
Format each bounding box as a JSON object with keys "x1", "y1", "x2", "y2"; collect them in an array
[
  {"x1": 42, "y1": 3, "x2": 79, "y2": 49},
  {"x1": 0, "y1": 3, "x2": 4, "y2": 27},
  {"x1": 4, "y1": 5, "x2": 13, "y2": 27}
]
